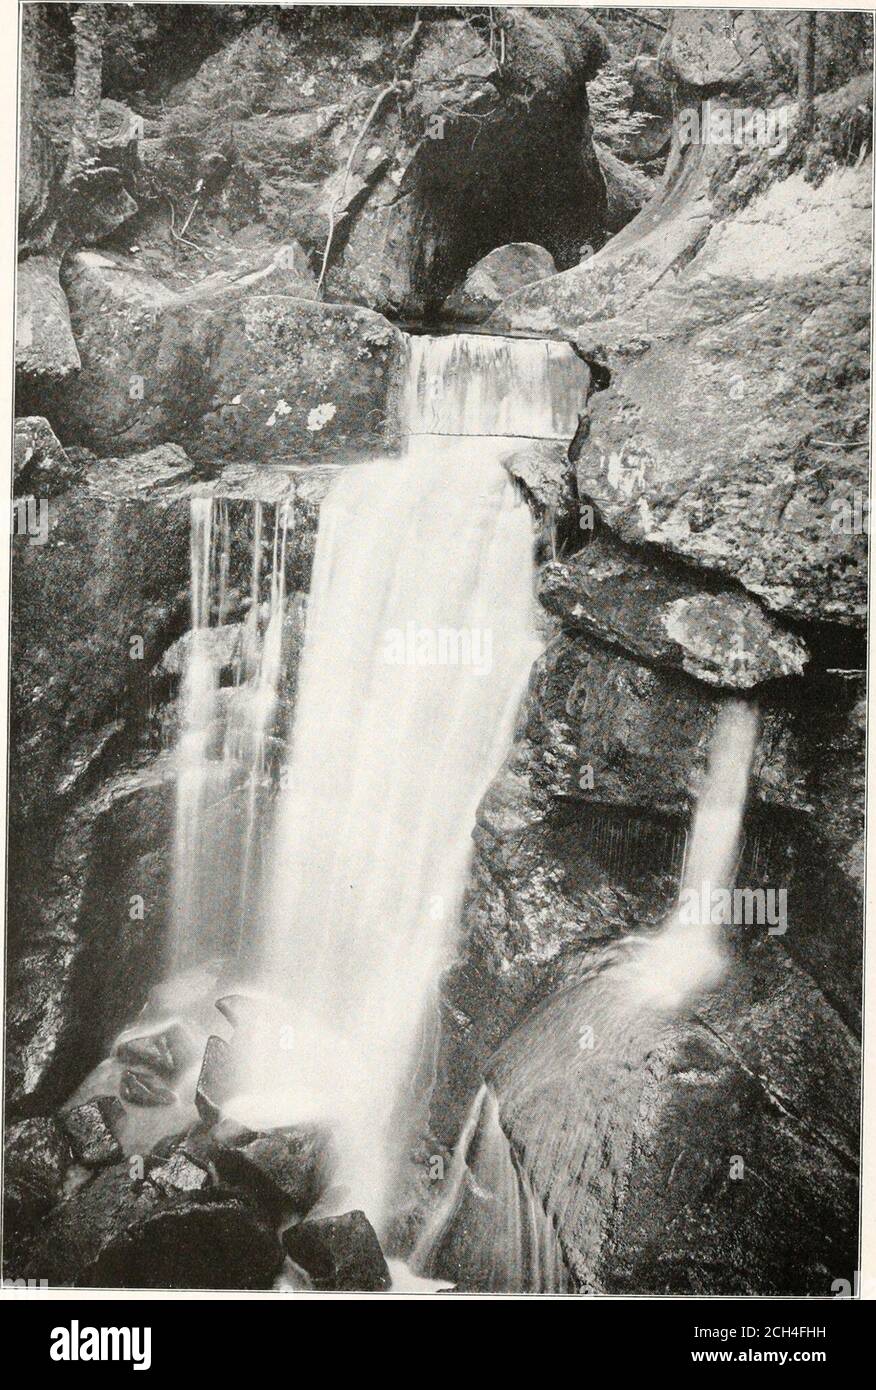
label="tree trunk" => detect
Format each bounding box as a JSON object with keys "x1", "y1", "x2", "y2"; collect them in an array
[
  {"x1": 69, "y1": 4, "x2": 105, "y2": 173},
  {"x1": 798, "y1": 12, "x2": 816, "y2": 133}
]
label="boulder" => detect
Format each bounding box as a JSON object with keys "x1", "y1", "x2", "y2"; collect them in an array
[
  {"x1": 195, "y1": 1036, "x2": 233, "y2": 1124},
  {"x1": 61, "y1": 1095, "x2": 125, "y2": 1167},
  {"x1": 25, "y1": 1162, "x2": 282, "y2": 1289},
  {"x1": 15, "y1": 257, "x2": 80, "y2": 382},
  {"x1": 13, "y1": 416, "x2": 82, "y2": 497},
  {"x1": 659, "y1": 10, "x2": 795, "y2": 97},
  {"x1": 114, "y1": 1022, "x2": 195, "y2": 1077},
  {"x1": 120, "y1": 1069, "x2": 176, "y2": 1108},
  {"x1": 147, "y1": 1150, "x2": 211, "y2": 1197},
  {"x1": 490, "y1": 78, "x2": 871, "y2": 627},
  {"x1": 538, "y1": 531, "x2": 808, "y2": 688},
  {"x1": 441, "y1": 243, "x2": 558, "y2": 325},
  {"x1": 213, "y1": 1126, "x2": 333, "y2": 1219},
  {"x1": 49, "y1": 251, "x2": 404, "y2": 463},
  {"x1": 283, "y1": 1210, "x2": 391, "y2": 1292}
]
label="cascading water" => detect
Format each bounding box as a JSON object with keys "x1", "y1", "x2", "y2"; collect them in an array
[
  {"x1": 405, "y1": 333, "x2": 588, "y2": 440},
  {"x1": 170, "y1": 495, "x2": 292, "y2": 969},
  {"x1": 416, "y1": 700, "x2": 759, "y2": 1291},
  {"x1": 227, "y1": 335, "x2": 583, "y2": 1233}
]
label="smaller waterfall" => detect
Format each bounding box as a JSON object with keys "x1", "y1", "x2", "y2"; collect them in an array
[
  {"x1": 413, "y1": 1086, "x2": 568, "y2": 1292},
  {"x1": 170, "y1": 496, "x2": 292, "y2": 968},
  {"x1": 619, "y1": 699, "x2": 759, "y2": 1011},
  {"x1": 405, "y1": 334, "x2": 588, "y2": 441},
  {"x1": 172, "y1": 499, "x2": 219, "y2": 956},
  {"x1": 417, "y1": 699, "x2": 760, "y2": 1291}
]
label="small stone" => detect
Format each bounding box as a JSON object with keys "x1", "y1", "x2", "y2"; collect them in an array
[
  {"x1": 148, "y1": 1149, "x2": 210, "y2": 1196},
  {"x1": 61, "y1": 1095, "x2": 125, "y2": 1166},
  {"x1": 283, "y1": 1210, "x2": 391, "y2": 1292},
  {"x1": 120, "y1": 1069, "x2": 177, "y2": 1108}
]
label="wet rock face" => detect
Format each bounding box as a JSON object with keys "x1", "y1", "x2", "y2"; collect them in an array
[
  {"x1": 441, "y1": 243, "x2": 558, "y2": 325},
  {"x1": 4, "y1": 1115, "x2": 72, "y2": 1264},
  {"x1": 472, "y1": 937, "x2": 859, "y2": 1296}
]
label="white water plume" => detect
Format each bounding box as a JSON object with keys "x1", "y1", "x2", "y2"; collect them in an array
[{"x1": 619, "y1": 699, "x2": 760, "y2": 1011}]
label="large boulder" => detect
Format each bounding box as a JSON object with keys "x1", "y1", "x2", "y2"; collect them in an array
[
  {"x1": 47, "y1": 250, "x2": 404, "y2": 463},
  {"x1": 24, "y1": 1162, "x2": 282, "y2": 1289},
  {"x1": 490, "y1": 75, "x2": 871, "y2": 628},
  {"x1": 283, "y1": 1210, "x2": 391, "y2": 1292},
  {"x1": 441, "y1": 243, "x2": 558, "y2": 325},
  {"x1": 15, "y1": 257, "x2": 80, "y2": 383}
]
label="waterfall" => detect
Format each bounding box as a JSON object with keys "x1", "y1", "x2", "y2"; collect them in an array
[
  {"x1": 227, "y1": 335, "x2": 574, "y2": 1234},
  {"x1": 171, "y1": 498, "x2": 219, "y2": 960},
  {"x1": 405, "y1": 333, "x2": 588, "y2": 440},
  {"x1": 416, "y1": 699, "x2": 760, "y2": 1290},
  {"x1": 170, "y1": 496, "x2": 291, "y2": 968}
]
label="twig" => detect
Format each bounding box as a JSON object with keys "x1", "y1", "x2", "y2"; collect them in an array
[
  {"x1": 315, "y1": 83, "x2": 399, "y2": 299},
  {"x1": 166, "y1": 195, "x2": 215, "y2": 259}
]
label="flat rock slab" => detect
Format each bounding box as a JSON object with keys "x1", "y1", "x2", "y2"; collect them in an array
[
  {"x1": 442, "y1": 242, "x2": 557, "y2": 324},
  {"x1": 195, "y1": 1035, "x2": 233, "y2": 1124},
  {"x1": 538, "y1": 531, "x2": 807, "y2": 689},
  {"x1": 283, "y1": 1210, "x2": 391, "y2": 1292}
]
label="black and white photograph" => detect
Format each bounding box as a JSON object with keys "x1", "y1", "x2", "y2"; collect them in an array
[{"x1": 1, "y1": 1, "x2": 873, "y2": 1317}]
